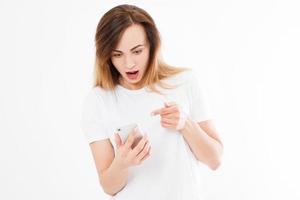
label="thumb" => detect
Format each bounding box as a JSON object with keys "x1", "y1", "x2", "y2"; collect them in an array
[{"x1": 114, "y1": 133, "x2": 122, "y2": 148}]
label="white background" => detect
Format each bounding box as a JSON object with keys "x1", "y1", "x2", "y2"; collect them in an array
[{"x1": 1, "y1": 0, "x2": 300, "y2": 199}]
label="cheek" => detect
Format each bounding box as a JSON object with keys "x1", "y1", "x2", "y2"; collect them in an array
[
  {"x1": 138, "y1": 51, "x2": 150, "y2": 68},
  {"x1": 111, "y1": 59, "x2": 123, "y2": 72}
]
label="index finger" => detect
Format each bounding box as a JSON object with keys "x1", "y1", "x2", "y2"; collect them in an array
[
  {"x1": 151, "y1": 106, "x2": 175, "y2": 116},
  {"x1": 151, "y1": 108, "x2": 163, "y2": 116},
  {"x1": 164, "y1": 101, "x2": 177, "y2": 107}
]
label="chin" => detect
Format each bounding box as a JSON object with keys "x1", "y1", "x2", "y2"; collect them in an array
[
  {"x1": 130, "y1": 77, "x2": 140, "y2": 82},
  {"x1": 127, "y1": 79, "x2": 141, "y2": 84},
  {"x1": 125, "y1": 74, "x2": 142, "y2": 83}
]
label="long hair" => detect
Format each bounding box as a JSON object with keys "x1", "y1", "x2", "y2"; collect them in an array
[{"x1": 93, "y1": 4, "x2": 190, "y2": 94}]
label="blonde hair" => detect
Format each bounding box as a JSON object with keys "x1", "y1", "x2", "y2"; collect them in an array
[{"x1": 93, "y1": 4, "x2": 190, "y2": 94}]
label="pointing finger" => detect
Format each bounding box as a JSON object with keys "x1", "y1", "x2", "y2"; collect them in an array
[
  {"x1": 151, "y1": 108, "x2": 163, "y2": 116},
  {"x1": 164, "y1": 101, "x2": 177, "y2": 107}
]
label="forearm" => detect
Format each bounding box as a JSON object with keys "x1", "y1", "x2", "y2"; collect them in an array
[
  {"x1": 180, "y1": 118, "x2": 223, "y2": 170},
  {"x1": 100, "y1": 159, "x2": 129, "y2": 196}
]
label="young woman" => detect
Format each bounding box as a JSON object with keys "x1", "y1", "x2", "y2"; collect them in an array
[{"x1": 82, "y1": 4, "x2": 223, "y2": 200}]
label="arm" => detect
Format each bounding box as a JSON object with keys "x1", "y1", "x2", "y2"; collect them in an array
[
  {"x1": 89, "y1": 139, "x2": 128, "y2": 196},
  {"x1": 151, "y1": 102, "x2": 223, "y2": 170},
  {"x1": 180, "y1": 119, "x2": 223, "y2": 170},
  {"x1": 89, "y1": 132, "x2": 150, "y2": 196}
]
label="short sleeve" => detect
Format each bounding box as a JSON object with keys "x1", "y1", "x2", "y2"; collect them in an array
[
  {"x1": 81, "y1": 88, "x2": 110, "y2": 143},
  {"x1": 186, "y1": 72, "x2": 213, "y2": 122}
]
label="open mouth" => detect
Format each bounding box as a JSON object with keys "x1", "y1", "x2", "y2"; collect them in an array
[
  {"x1": 126, "y1": 70, "x2": 139, "y2": 80},
  {"x1": 126, "y1": 70, "x2": 139, "y2": 74}
]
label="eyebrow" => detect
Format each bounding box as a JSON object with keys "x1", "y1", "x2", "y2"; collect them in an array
[{"x1": 112, "y1": 44, "x2": 144, "y2": 53}]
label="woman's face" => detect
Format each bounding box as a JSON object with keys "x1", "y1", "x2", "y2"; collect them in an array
[{"x1": 111, "y1": 24, "x2": 150, "y2": 90}]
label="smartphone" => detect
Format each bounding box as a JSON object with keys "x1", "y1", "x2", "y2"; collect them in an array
[{"x1": 116, "y1": 123, "x2": 144, "y2": 148}]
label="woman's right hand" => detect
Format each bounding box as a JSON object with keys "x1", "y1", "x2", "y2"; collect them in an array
[{"x1": 113, "y1": 129, "x2": 151, "y2": 170}]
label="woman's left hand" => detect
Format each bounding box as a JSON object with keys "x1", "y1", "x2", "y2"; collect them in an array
[{"x1": 151, "y1": 102, "x2": 189, "y2": 131}]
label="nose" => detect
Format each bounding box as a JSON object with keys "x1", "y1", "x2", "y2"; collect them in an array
[{"x1": 124, "y1": 55, "x2": 135, "y2": 69}]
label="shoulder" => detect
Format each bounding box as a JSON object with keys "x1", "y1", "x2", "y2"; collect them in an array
[
  {"x1": 81, "y1": 87, "x2": 112, "y2": 120},
  {"x1": 170, "y1": 69, "x2": 207, "y2": 99},
  {"x1": 84, "y1": 87, "x2": 102, "y2": 101},
  {"x1": 162, "y1": 68, "x2": 192, "y2": 82},
  {"x1": 166, "y1": 69, "x2": 198, "y2": 87},
  {"x1": 84, "y1": 86, "x2": 114, "y2": 101},
  {"x1": 82, "y1": 86, "x2": 107, "y2": 108}
]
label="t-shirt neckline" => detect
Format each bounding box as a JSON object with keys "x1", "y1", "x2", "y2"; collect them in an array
[{"x1": 116, "y1": 84, "x2": 147, "y2": 94}]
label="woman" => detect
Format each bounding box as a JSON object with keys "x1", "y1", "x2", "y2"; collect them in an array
[{"x1": 81, "y1": 4, "x2": 223, "y2": 200}]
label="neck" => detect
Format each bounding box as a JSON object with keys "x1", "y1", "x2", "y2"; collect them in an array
[{"x1": 119, "y1": 77, "x2": 143, "y2": 90}]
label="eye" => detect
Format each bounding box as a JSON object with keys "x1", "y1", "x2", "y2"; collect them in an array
[
  {"x1": 112, "y1": 53, "x2": 122, "y2": 58},
  {"x1": 133, "y1": 49, "x2": 142, "y2": 55}
]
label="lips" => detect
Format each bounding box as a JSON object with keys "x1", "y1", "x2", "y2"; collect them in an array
[
  {"x1": 126, "y1": 70, "x2": 139, "y2": 74},
  {"x1": 125, "y1": 70, "x2": 139, "y2": 80}
]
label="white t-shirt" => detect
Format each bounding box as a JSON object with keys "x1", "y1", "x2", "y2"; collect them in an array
[{"x1": 81, "y1": 70, "x2": 212, "y2": 200}]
